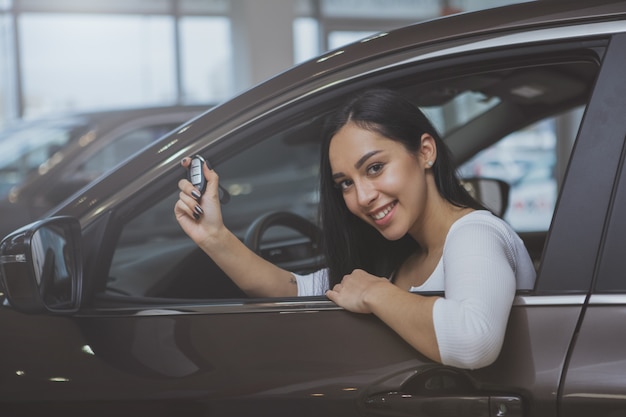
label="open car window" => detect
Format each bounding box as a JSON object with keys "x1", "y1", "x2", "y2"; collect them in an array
[
  {"x1": 103, "y1": 55, "x2": 598, "y2": 301},
  {"x1": 459, "y1": 107, "x2": 583, "y2": 232},
  {"x1": 107, "y1": 119, "x2": 324, "y2": 299}
]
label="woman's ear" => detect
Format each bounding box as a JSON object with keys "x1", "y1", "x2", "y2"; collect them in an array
[{"x1": 419, "y1": 133, "x2": 437, "y2": 168}]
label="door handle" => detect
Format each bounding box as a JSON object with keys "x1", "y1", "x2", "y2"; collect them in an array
[
  {"x1": 361, "y1": 367, "x2": 522, "y2": 417},
  {"x1": 364, "y1": 392, "x2": 522, "y2": 417}
]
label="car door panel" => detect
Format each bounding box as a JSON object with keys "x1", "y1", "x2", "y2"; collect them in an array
[
  {"x1": 0, "y1": 305, "x2": 426, "y2": 416},
  {"x1": 560, "y1": 301, "x2": 626, "y2": 417},
  {"x1": 470, "y1": 297, "x2": 583, "y2": 417},
  {"x1": 0, "y1": 296, "x2": 583, "y2": 416}
]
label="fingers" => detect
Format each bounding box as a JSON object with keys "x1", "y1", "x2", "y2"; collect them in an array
[
  {"x1": 175, "y1": 197, "x2": 197, "y2": 221},
  {"x1": 202, "y1": 161, "x2": 221, "y2": 203},
  {"x1": 178, "y1": 175, "x2": 204, "y2": 197},
  {"x1": 177, "y1": 156, "x2": 221, "y2": 223},
  {"x1": 325, "y1": 283, "x2": 342, "y2": 302},
  {"x1": 176, "y1": 181, "x2": 205, "y2": 221}
]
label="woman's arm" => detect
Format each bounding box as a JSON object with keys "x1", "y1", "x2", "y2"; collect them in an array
[
  {"x1": 431, "y1": 220, "x2": 517, "y2": 368},
  {"x1": 175, "y1": 158, "x2": 298, "y2": 298},
  {"x1": 326, "y1": 219, "x2": 518, "y2": 369}
]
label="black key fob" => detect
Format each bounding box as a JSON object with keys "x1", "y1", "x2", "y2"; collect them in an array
[
  {"x1": 187, "y1": 155, "x2": 231, "y2": 204},
  {"x1": 189, "y1": 155, "x2": 207, "y2": 195}
]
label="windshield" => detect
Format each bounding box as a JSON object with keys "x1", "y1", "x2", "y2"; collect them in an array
[
  {"x1": 0, "y1": 117, "x2": 88, "y2": 198},
  {"x1": 421, "y1": 90, "x2": 500, "y2": 135}
]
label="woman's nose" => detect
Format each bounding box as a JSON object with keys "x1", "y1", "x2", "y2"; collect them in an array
[{"x1": 355, "y1": 181, "x2": 378, "y2": 207}]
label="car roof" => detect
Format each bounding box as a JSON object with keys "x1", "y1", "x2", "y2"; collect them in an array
[{"x1": 221, "y1": 0, "x2": 626, "y2": 114}]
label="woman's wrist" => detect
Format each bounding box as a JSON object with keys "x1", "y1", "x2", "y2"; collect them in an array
[
  {"x1": 363, "y1": 278, "x2": 395, "y2": 312},
  {"x1": 198, "y1": 223, "x2": 231, "y2": 253}
]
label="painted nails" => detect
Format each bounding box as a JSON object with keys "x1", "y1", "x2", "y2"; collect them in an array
[{"x1": 193, "y1": 204, "x2": 203, "y2": 221}]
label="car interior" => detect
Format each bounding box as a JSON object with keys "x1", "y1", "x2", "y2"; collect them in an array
[{"x1": 99, "y1": 55, "x2": 597, "y2": 303}]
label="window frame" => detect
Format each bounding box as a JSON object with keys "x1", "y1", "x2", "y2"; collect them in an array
[{"x1": 80, "y1": 38, "x2": 613, "y2": 309}]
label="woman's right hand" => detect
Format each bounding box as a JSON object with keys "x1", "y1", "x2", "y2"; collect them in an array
[{"x1": 174, "y1": 157, "x2": 225, "y2": 247}]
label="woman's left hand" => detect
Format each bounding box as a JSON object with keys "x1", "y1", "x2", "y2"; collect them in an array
[{"x1": 325, "y1": 269, "x2": 389, "y2": 314}]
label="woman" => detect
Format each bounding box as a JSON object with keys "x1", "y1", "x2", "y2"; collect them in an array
[{"x1": 175, "y1": 89, "x2": 536, "y2": 369}]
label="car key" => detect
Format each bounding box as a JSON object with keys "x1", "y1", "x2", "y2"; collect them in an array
[
  {"x1": 189, "y1": 155, "x2": 207, "y2": 195},
  {"x1": 187, "y1": 155, "x2": 231, "y2": 204}
]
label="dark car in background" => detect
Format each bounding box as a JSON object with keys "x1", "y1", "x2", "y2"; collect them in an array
[
  {"x1": 0, "y1": 105, "x2": 208, "y2": 238},
  {"x1": 2, "y1": 1, "x2": 626, "y2": 416}
]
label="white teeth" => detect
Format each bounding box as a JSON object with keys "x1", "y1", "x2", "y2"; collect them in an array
[{"x1": 371, "y1": 203, "x2": 394, "y2": 220}]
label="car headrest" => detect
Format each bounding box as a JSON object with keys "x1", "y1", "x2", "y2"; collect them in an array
[{"x1": 460, "y1": 177, "x2": 510, "y2": 218}]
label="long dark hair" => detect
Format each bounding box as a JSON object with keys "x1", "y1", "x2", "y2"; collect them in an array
[{"x1": 319, "y1": 89, "x2": 485, "y2": 287}]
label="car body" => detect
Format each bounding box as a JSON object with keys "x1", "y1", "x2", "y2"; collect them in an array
[
  {"x1": 0, "y1": 105, "x2": 209, "y2": 238},
  {"x1": 2, "y1": 1, "x2": 626, "y2": 416}
]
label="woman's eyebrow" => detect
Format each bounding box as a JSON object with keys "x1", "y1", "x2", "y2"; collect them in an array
[
  {"x1": 332, "y1": 150, "x2": 383, "y2": 180},
  {"x1": 355, "y1": 150, "x2": 382, "y2": 169}
]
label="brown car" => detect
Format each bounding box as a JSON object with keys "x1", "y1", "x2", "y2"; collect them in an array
[{"x1": 1, "y1": 1, "x2": 626, "y2": 415}]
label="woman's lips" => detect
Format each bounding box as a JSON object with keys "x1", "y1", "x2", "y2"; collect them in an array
[{"x1": 370, "y1": 201, "x2": 397, "y2": 222}]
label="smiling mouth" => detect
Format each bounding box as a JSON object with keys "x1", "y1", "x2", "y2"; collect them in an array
[{"x1": 370, "y1": 202, "x2": 396, "y2": 221}]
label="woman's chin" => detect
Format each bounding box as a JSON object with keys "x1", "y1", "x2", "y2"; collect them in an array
[{"x1": 377, "y1": 227, "x2": 407, "y2": 241}]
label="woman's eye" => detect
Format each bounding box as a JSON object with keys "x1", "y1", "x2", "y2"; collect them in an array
[
  {"x1": 367, "y1": 163, "x2": 384, "y2": 175},
  {"x1": 336, "y1": 179, "x2": 353, "y2": 191}
]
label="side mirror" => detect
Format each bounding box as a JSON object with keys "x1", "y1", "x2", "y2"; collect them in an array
[
  {"x1": 460, "y1": 177, "x2": 510, "y2": 218},
  {"x1": 0, "y1": 216, "x2": 82, "y2": 314}
]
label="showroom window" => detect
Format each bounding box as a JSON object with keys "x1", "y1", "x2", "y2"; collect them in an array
[
  {"x1": 179, "y1": 16, "x2": 232, "y2": 103},
  {"x1": 293, "y1": 17, "x2": 319, "y2": 64},
  {"x1": 19, "y1": 13, "x2": 177, "y2": 117},
  {"x1": 0, "y1": 7, "x2": 13, "y2": 127}
]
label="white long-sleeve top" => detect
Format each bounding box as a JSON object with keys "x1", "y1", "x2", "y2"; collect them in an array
[{"x1": 293, "y1": 210, "x2": 536, "y2": 369}]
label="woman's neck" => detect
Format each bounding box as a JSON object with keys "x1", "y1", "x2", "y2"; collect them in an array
[{"x1": 410, "y1": 197, "x2": 473, "y2": 254}]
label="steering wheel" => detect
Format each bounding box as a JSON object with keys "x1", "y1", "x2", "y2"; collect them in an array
[{"x1": 244, "y1": 211, "x2": 324, "y2": 270}]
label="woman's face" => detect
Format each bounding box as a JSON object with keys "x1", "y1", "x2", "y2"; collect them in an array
[{"x1": 329, "y1": 122, "x2": 433, "y2": 241}]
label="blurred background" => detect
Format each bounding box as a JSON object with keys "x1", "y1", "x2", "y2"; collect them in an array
[{"x1": 0, "y1": 0, "x2": 534, "y2": 125}]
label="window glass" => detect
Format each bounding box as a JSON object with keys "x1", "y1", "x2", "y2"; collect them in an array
[
  {"x1": 19, "y1": 13, "x2": 176, "y2": 117},
  {"x1": 77, "y1": 124, "x2": 179, "y2": 180},
  {"x1": 180, "y1": 0, "x2": 229, "y2": 14},
  {"x1": 35, "y1": 122, "x2": 185, "y2": 208},
  {"x1": 293, "y1": 17, "x2": 320, "y2": 64},
  {"x1": 421, "y1": 91, "x2": 499, "y2": 136},
  {"x1": 179, "y1": 16, "x2": 232, "y2": 103},
  {"x1": 0, "y1": 117, "x2": 86, "y2": 198},
  {"x1": 458, "y1": 110, "x2": 582, "y2": 232},
  {"x1": 218, "y1": 123, "x2": 321, "y2": 237}
]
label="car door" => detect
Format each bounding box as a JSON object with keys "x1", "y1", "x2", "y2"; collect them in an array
[{"x1": 1, "y1": 24, "x2": 623, "y2": 417}]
